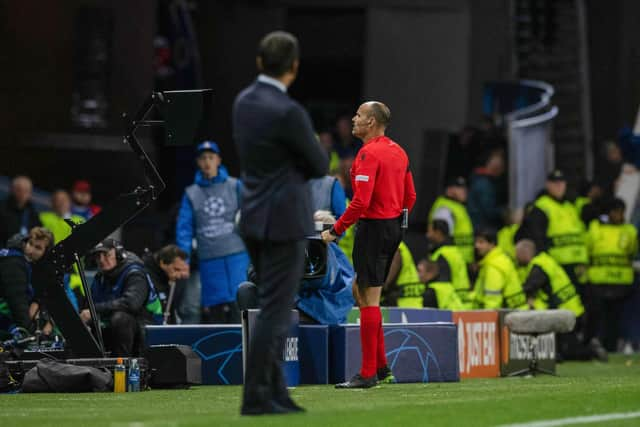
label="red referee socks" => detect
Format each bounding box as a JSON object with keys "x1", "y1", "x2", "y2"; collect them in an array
[{"x1": 359, "y1": 306, "x2": 381, "y2": 378}]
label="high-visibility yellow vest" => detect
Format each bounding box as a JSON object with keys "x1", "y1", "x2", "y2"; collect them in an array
[
  {"x1": 397, "y1": 242, "x2": 424, "y2": 308},
  {"x1": 329, "y1": 150, "x2": 341, "y2": 176},
  {"x1": 534, "y1": 195, "x2": 588, "y2": 265},
  {"x1": 430, "y1": 244, "x2": 472, "y2": 308},
  {"x1": 587, "y1": 220, "x2": 638, "y2": 285},
  {"x1": 497, "y1": 224, "x2": 519, "y2": 261},
  {"x1": 527, "y1": 252, "x2": 585, "y2": 317},
  {"x1": 574, "y1": 196, "x2": 590, "y2": 219},
  {"x1": 428, "y1": 196, "x2": 474, "y2": 263},
  {"x1": 474, "y1": 246, "x2": 527, "y2": 310},
  {"x1": 39, "y1": 212, "x2": 85, "y2": 244},
  {"x1": 427, "y1": 282, "x2": 464, "y2": 310}
]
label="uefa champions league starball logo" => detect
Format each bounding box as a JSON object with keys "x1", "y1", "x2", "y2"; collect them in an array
[{"x1": 204, "y1": 196, "x2": 226, "y2": 216}]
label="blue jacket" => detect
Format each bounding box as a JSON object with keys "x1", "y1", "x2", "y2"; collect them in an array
[
  {"x1": 176, "y1": 166, "x2": 242, "y2": 261},
  {"x1": 296, "y1": 243, "x2": 355, "y2": 325}
]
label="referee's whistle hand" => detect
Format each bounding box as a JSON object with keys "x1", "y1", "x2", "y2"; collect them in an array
[{"x1": 321, "y1": 230, "x2": 337, "y2": 243}]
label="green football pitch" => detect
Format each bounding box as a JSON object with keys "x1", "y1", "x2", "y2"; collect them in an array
[{"x1": 2, "y1": 354, "x2": 639, "y2": 427}]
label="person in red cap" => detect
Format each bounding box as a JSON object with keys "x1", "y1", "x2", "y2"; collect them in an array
[
  {"x1": 322, "y1": 101, "x2": 416, "y2": 388},
  {"x1": 71, "y1": 180, "x2": 101, "y2": 221}
]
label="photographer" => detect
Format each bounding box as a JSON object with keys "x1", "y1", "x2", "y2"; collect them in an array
[
  {"x1": 0, "y1": 227, "x2": 54, "y2": 337},
  {"x1": 81, "y1": 239, "x2": 162, "y2": 356},
  {"x1": 142, "y1": 245, "x2": 190, "y2": 324}
]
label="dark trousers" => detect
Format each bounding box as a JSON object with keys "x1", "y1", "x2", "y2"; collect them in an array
[
  {"x1": 102, "y1": 311, "x2": 143, "y2": 357},
  {"x1": 587, "y1": 285, "x2": 631, "y2": 352},
  {"x1": 242, "y1": 238, "x2": 306, "y2": 407},
  {"x1": 556, "y1": 315, "x2": 593, "y2": 361}
]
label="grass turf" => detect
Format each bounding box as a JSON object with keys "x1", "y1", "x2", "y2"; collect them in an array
[{"x1": 1, "y1": 355, "x2": 639, "y2": 427}]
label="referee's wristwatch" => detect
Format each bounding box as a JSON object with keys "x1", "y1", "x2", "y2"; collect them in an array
[{"x1": 328, "y1": 226, "x2": 339, "y2": 237}]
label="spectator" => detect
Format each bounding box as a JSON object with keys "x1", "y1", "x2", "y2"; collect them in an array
[
  {"x1": 586, "y1": 198, "x2": 638, "y2": 352},
  {"x1": 0, "y1": 175, "x2": 41, "y2": 245},
  {"x1": 417, "y1": 259, "x2": 463, "y2": 310},
  {"x1": 333, "y1": 115, "x2": 362, "y2": 160},
  {"x1": 176, "y1": 141, "x2": 249, "y2": 324},
  {"x1": 426, "y1": 219, "x2": 472, "y2": 308},
  {"x1": 81, "y1": 239, "x2": 162, "y2": 356},
  {"x1": 596, "y1": 140, "x2": 624, "y2": 194},
  {"x1": 428, "y1": 176, "x2": 474, "y2": 264},
  {"x1": 318, "y1": 130, "x2": 340, "y2": 175},
  {"x1": 39, "y1": 190, "x2": 85, "y2": 243},
  {"x1": 0, "y1": 227, "x2": 54, "y2": 336},
  {"x1": 70, "y1": 180, "x2": 102, "y2": 220},
  {"x1": 473, "y1": 229, "x2": 527, "y2": 309},
  {"x1": 467, "y1": 149, "x2": 506, "y2": 230},
  {"x1": 515, "y1": 239, "x2": 605, "y2": 361},
  {"x1": 142, "y1": 244, "x2": 190, "y2": 324},
  {"x1": 516, "y1": 170, "x2": 588, "y2": 293}
]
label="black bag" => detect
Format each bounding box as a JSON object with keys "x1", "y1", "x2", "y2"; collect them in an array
[{"x1": 22, "y1": 359, "x2": 113, "y2": 393}]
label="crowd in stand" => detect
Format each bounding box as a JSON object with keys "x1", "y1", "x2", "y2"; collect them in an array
[{"x1": 0, "y1": 116, "x2": 638, "y2": 360}]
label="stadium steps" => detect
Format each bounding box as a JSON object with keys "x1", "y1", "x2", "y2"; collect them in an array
[{"x1": 513, "y1": 0, "x2": 591, "y2": 188}]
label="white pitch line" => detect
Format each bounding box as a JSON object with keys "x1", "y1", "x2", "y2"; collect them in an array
[{"x1": 497, "y1": 411, "x2": 640, "y2": 427}]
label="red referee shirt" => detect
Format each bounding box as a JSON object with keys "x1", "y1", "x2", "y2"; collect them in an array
[{"x1": 333, "y1": 135, "x2": 416, "y2": 235}]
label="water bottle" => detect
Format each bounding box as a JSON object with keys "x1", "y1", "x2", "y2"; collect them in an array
[
  {"x1": 127, "y1": 358, "x2": 141, "y2": 392},
  {"x1": 113, "y1": 358, "x2": 126, "y2": 393}
]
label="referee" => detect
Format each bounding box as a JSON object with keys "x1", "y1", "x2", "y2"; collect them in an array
[{"x1": 322, "y1": 101, "x2": 416, "y2": 388}]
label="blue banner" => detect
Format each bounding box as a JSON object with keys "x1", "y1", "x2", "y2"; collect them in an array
[
  {"x1": 299, "y1": 325, "x2": 329, "y2": 384},
  {"x1": 330, "y1": 323, "x2": 459, "y2": 384}
]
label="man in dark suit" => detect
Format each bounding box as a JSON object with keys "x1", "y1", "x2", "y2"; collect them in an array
[{"x1": 233, "y1": 31, "x2": 328, "y2": 415}]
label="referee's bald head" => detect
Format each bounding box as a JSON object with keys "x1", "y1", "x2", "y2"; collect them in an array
[{"x1": 363, "y1": 101, "x2": 391, "y2": 129}]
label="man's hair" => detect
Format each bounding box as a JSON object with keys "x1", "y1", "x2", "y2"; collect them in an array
[
  {"x1": 28, "y1": 227, "x2": 54, "y2": 251},
  {"x1": 257, "y1": 31, "x2": 299, "y2": 77},
  {"x1": 155, "y1": 244, "x2": 188, "y2": 265},
  {"x1": 515, "y1": 239, "x2": 536, "y2": 257},
  {"x1": 608, "y1": 197, "x2": 626, "y2": 213},
  {"x1": 12, "y1": 175, "x2": 32, "y2": 190},
  {"x1": 475, "y1": 228, "x2": 497, "y2": 244},
  {"x1": 313, "y1": 210, "x2": 336, "y2": 225},
  {"x1": 431, "y1": 219, "x2": 450, "y2": 237},
  {"x1": 367, "y1": 102, "x2": 391, "y2": 128}
]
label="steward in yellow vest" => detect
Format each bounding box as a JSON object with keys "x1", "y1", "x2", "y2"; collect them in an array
[
  {"x1": 473, "y1": 229, "x2": 527, "y2": 309},
  {"x1": 417, "y1": 259, "x2": 464, "y2": 310},
  {"x1": 428, "y1": 177, "x2": 474, "y2": 264},
  {"x1": 497, "y1": 223, "x2": 518, "y2": 261},
  {"x1": 515, "y1": 239, "x2": 606, "y2": 361},
  {"x1": 515, "y1": 240, "x2": 584, "y2": 317},
  {"x1": 381, "y1": 242, "x2": 422, "y2": 307},
  {"x1": 40, "y1": 191, "x2": 86, "y2": 303},
  {"x1": 586, "y1": 198, "x2": 638, "y2": 352},
  {"x1": 426, "y1": 219, "x2": 472, "y2": 308},
  {"x1": 516, "y1": 170, "x2": 587, "y2": 288},
  {"x1": 574, "y1": 180, "x2": 604, "y2": 227},
  {"x1": 390, "y1": 242, "x2": 423, "y2": 308}
]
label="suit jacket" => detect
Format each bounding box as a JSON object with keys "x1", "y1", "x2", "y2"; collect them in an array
[{"x1": 233, "y1": 80, "x2": 328, "y2": 241}]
